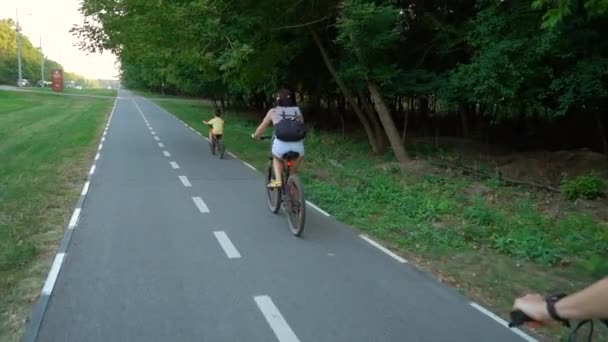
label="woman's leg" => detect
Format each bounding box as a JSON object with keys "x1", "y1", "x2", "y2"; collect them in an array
[{"x1": 273, "y1": 157, "x2": 283, "y2": 184}]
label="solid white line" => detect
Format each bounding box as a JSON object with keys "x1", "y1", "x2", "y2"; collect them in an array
[
  {"x1": 163, "y1": 150, "x2": 171, "y2": 157},
  {"x1": 170, "y1": 161, "x2": 180, "y2": 169},
  {"x1": 469, "y1": 303, "x2": 537, "y2": 342},
  {"x1": 192, "y1": 197, "x2": 210, "y2": 213},
  {"x1": 89, "y1": 164, "x2": 96, "y2": 175},
  {"x1": 359, "y1": 235, "x2": 407, "y2": 263},
  {"x1": 178, "y1": 175, "x2": 192, "y2": 187},
  {"x1": 154, "y1": 136, "x2": 160, "y2": 141},
  {"x1": 95, "y1": 153, "x2": 100, "y2": 160},
  {"x1": 254, "y1": 296, "x2": 300, "y2": 342},
  {"x1": 306, "y1": 201, "x2": 330, "y2": 217},
  {"x1": 68, "y1": 208, "x2": 81, "y2": 229},
  {"x1": 158, "y1": 142, "x2": 165, "y2": 148},
  {"x1": 41, "y1": 253, "x2": 65, "y2": 295},
  {"x1": 213, "y1": 231, "x2": 242, "y2": 259},
  {"x1": 243, "y1": 162, "x2": 257, "y2": 171},
  {"x1": 81, "y1": 181, "x2": 90, "y2": 196}
]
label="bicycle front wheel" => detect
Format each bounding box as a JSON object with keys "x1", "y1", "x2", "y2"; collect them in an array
[
  {"x1": 286, "y1": 175, "x2": 306, "y2": 236},
  {"x1": 266, "y1": 162, "x2": 280, "y2": 213}
]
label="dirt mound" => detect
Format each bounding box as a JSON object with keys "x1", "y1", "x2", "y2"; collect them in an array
[{"x1": 496, "y1": 149, "x2": 608, "y2": 186}]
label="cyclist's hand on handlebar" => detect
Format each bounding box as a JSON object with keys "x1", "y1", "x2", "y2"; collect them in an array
[
  {"x1": 513, "y1": 294, "x2": 552, "y2": 323},
  {"x1": 250, "y1": 133, "x2": 258, "y2": 140}
]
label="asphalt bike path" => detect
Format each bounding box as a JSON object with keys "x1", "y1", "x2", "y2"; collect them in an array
[{"x1": 30, "y1": 89, "x2": 534, "y2": 342}]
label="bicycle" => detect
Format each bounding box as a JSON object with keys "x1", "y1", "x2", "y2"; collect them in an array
[
  {"x1": 208, "y1": 132, "x2": 225, "y2": 159},
  {"x1": 509, "y1": 293, "x2": 608, "y2": 341},
  {"x1": 257, "y1": 136, "x2": 306, "y2": 236}
]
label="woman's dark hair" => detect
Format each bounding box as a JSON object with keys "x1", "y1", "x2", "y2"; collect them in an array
[
  {"x1": 275, "y1": 88, "x2": 297, "y2": 107},
  {"x1": 214, "y1": 109, "x2": 222, "y2": 117}
]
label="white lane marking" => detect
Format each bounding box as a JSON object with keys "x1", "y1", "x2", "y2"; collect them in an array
[
  {"x1": 243, "y1": 162, "x2": 257, "y2": 171},
  {"x1": 95, "y1": 153, "x2": 100, "y2": 160},
  {"x1": 192, "y1": 197, "x2": 210, "y2": 213},
  {"x1": 81, "y1": 181, "x2": 90, "y2": 196},
  {"x1": 469, "y1": 303, "x2": 537, "y2": 342},
  {"x1": 178, "y1": 175, "x2": 192, "y2": 187},
  {"x1": 98, "y1": 143, "x2": 103, "y2": 151},
  {"x1": 158, "y1": 142, "x2": 165, "y2": 148},
  {"x1": 254, "y1": 296, "x2": 300, "y2": 342},
  {"x1": 89, "y1": 164, "x2": 96, "y2": 175},
  {"x1": 170, "y1": 161, "x2": 180, "y2": 169},
  {"x1": 163, "y1": 150, "x2": 171, "y2": 157},
  {"x1": 359, "y1": 235, "x2": 407, "y2": 263},
  {"x1": 151, "y1": 131, "x2": 156, "y2": 135},
  {"x1": 132, "y1": 98, "x2": 146, "y2": 117},
  {"x1": 227, "y1": 152, "x2": 237, "y2": 158},
  {"x1": 306, "y1": 201, "x2": 330, "y2": 217},
  {"x1": 101, "y1": 136, "x2": 105, "y2": 142},
  {"x1": 68, "y1": 208, "x2": 81, "y2": 229},
  {"x1": 154, "y1": 136, "x2": 160, "y2": 141},
  {"x1": 41, "y1": 253, "x2": 65, "y2": 295},
  {"x1": 213, "y1": 231, "x2": 242, "y2": 259}
]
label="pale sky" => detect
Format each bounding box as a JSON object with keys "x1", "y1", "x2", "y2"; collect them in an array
[{"x1": 0, "y1": 0, "x2": 119, "y2": 80}]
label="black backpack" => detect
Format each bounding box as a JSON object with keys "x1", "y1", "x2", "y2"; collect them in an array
[{"x1": 274, "y1": 108, "x2": 306, "y2": 142}]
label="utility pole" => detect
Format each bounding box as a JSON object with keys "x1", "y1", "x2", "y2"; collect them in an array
[
  {"x1": 40, "y1": 37, "x2": 44, "y2": 87},
  {"x1": 16, "y1": 8, "x2": 23, "y2": 86}
]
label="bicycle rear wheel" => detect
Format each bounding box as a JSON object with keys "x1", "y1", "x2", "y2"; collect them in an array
[
  {"x1": 286, "y1": 175, "x2": 306, "y2": 236},
  {"x1": 266, "y1": 161, "x2": 280, "y2": 213},
  {"x1": 218, "y1": 139, "x2": 225, "y2": 159},
  {"x1": 209, "y1": 138, "x2": 216, "y2": 155}
]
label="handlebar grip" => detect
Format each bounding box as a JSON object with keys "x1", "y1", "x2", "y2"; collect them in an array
[{"x1": 509, "y1": 310, "x2": 535, "y2": 327}]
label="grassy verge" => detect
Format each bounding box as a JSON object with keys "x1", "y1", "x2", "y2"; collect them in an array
[
  {"x1": 152, "y1": 98, "x2": 607, "y2": 340},
  {"x1": 0, "y1": 91, "x2": 112, "y2": 341},
  {"x1": 26, "y1": 87, "x2": 117, "y2": 97}
]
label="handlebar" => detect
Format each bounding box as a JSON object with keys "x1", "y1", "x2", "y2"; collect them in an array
[{"x1": 509, "y1": 294, "x2": 569, "y2": 328}]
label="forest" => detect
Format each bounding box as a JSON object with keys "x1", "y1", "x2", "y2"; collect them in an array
[{"x1": 71, "y1": 0, "x2": 608, "y2": 163}]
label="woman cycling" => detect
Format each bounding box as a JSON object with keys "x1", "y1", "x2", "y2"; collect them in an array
[{"x1": 251, "y1": 88, "x2": 305, "y2": 188}]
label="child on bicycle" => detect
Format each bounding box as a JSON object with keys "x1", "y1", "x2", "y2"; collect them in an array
[{"x1": 203, "y1": 109, "x2": 224, "y2": 143}]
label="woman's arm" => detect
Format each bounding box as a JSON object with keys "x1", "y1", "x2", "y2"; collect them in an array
[
  {"x1": 252, "y1": 110, "x2": 273, "y2": 138},
  {"x1": 514, "y1": 278, "x2": 608, "y2": 322}
]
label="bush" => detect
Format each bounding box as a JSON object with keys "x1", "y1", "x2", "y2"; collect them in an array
[{"x1": 560, "y1": 173, "x2": 605, "y2": 200}]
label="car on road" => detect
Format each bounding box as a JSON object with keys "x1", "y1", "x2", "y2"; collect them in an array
[{"x1": 17, "y1": 79, "x2": 30, "y2": 87}]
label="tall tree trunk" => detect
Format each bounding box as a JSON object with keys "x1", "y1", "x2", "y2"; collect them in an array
[
  {"x1": 402, "y1": 109, "x2": 409, "y2": 144},
  {"x1": 594, "y1": 112, "x2": 608, "y2": 157},
  {"x1": 310, "y1": 29, "x2": 381, "y2": 154},
  {"x1": 367, "y1": 81, "x2": 410, "y2": 164},
  {"x1": 358, "y1": 89, "x2": 387, "y2": 153},
  {"x1": 460, "y1": 106, "x2": 470, "y2": 138}
]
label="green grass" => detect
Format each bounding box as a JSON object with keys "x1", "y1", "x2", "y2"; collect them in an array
[
  {"x1": 153, "y1": 98, "x2": 608, "y2": 340},
  {"x1": 0, "y1": 91, "x2": 112, "y2": 341},
  {"x1": 27, "y1": 87, "x2": 117, "y2": 97}
]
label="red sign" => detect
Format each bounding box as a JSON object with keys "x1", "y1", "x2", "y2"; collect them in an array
[{"x1": 50, "y1": 69, "x2": 63, "y2": 92}]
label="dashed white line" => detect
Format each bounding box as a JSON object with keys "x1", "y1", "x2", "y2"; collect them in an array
[
  {"x1": 254, "y1": 296, "x2": 300, "y2": 342},
  {"x1": 163, "y1": 151, "x2": 171, "y2": 157},
  {"x1": 151, "y1": 131, "x2": 156, "y2": 135},
  {"x1": 213, "y1": 231, "x2": 242, "y2": 259},
  {"x1": 101, "y1": 136, "x2": 105, "y2": 142},
  {"x1": 89, "y1": 165, "x2": 96, "y2": 175},
  {"x1": 469, "y1": 303, "x2": 537, "y2": 342},
  {"x1": 95, "y1": 153, "x2": 100, "y2": 160},
  {"x1": 68, "y1": 208, "x2": 81, "y2": 229},
  {"x1": 243, "y1": 162, "x2": 257, "y2": 171},
  {"x1": 359, "y1": 235, "x2": 407, "y2": 263},
  {"x1": 154, "y1": 136, "x2": 160, "y2": 141},
  {"x1": 98, "y1": 143, "x2": 103, "y2": 151},
  {"x1": 170, "y1": 161, "x2": 180, "y2": 169},
  {"x1": 81, "y1": 181, "x2": 90, "y2": 196},
  {"x1": 41, "y1": 253, "x2": 65, "y2": 295},
  {"x1": 192, "y1": 197, "x2": 210, "y2": 213},
  {"x1": 306, "y1": 201, "x2": 330, "y2": 217},
  {"x1": 178, "y1": 175, "x2": 192, "y2": 187},
  {"x1": 158, "y1": 142, "x2": 165, "y2": 148}
]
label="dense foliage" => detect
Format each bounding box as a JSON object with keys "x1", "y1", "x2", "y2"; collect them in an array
[{"x1": 72, "y1": 0, "x2": 608, "y2": 160}]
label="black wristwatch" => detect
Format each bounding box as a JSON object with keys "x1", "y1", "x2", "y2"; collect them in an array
[{"x1": 546, "y1": 294, "x2": 570, "y2": 327}]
